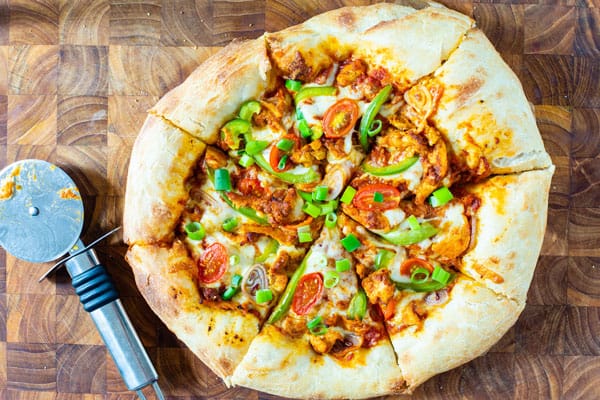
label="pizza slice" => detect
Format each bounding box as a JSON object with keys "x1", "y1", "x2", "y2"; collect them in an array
[
  {"x1": 231, "y1": 215, "x2": 407, "y2": 398},
  {"x1": 337, "y1": 214, "x2": 521, "y2": 390}
]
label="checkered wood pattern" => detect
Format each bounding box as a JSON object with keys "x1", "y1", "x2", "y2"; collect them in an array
[{"x1": 0, "y1": 0, "x2": 597, "y2": 399}]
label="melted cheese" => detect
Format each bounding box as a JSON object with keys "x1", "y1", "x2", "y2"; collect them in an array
[{"x1": 383, "y1": 209, "x2": 406, "y2": 228}]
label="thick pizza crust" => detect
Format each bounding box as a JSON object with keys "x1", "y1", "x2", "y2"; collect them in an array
[
  {"x1": 461, "y1": 167, "x2": 554, "y2": 302},
  {"x1": 151, "y1": 38, "x2": 274, "y2": 143},
  {"x1": 266, "y1": 3, "x2": 473, "y2": 88},
  {"x1": 126, "y1": 244, "x2": 261, "y2": 383},
  {"x1": 390, "y1": 275, "x2": 521, "y2": 389},
  {"x1": 123, "y1": 115, "x2": 206, "y2": 245},
  {"x1": 432, "y1": 29, "x2": 552, "y2": 173},
  {"x1": 231, "y1": 324, "x2": 407, "y2": 399}
]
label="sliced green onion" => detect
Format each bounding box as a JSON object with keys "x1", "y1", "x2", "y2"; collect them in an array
[
  {"x1": 378, "y1": 222, "x2": 438, "y2": 246},
  {"x1": 325, "y1": 212, "x2": 337, "y2": 228},
  {"x1": 298, "y1": 226, "x2": 313, "y2": 243},
  {"x1": 348, "y1": 289, "x2": 367, "y2": 320},
  {"x1": 298, "y1": 118, "x2": 312, "y2": 139},
  {"x1": 184, "y1": 222, "x2": 205, "y2": 241},
  {"x1": 238, "y1": 153, "x2": 255, "y2": 168},
  {"x1": 429, "y1": 186, "x2": 454, "y2": 207},
  {"x1": 312, "y1": 186, "x2": 329, "y2": 201},
  {"x1": 324, "y1": 271, "x2": 340, "y2": 288},
  {"x1": 432, "y1": 265, "x2": 452, "y2": 285},
  {"x1": 362, "y1": 156, "x2": 419, "y2": 176},
  {"x1": 256, "y1": 239, "x2": 279, "y2": 263},
  {"x1": 341, "y1": 234, "x2": 361, "y2": 252},
  {"x1": 221, "y1": 119, "x2": 251, "y2": 150},
  {"x1": 245, "y1": 140, "x2": 269, "y2": 156},
  {"x1": 285, "y1": 79, "x2": 302, "y2": 91},
  {"x1": 294, "y1": 86, "x2": 336, "y2": 104},
  {"x1": 407, "y1": 215, "x2": 420, "y2": 230},
  {"x1": 374, "y1": 249, "x2": 394, "y2": 270},
  {"x1": 297, "y1": 190, "x2": 313, "y2": 202},
  {"x1": 239, "y1": 100, "x2": 261, "y2": 121},
  {"x1": 277, "y1": 138, "x2": 295, "y2": 152},
  {"x1": 277, "y1": 154, "x2": 289, "y2": 171},
  {"x1": 229, "y1": 254, "x2": 240, "y2": 266},
  {"x1": 335, "y1": 258, "x2": 351, "y2": 272},
  {"x1": 340, "y1": 186, "x2": 357, "y2": 204},
  {"x1": 222, "y1": 217, "x2": 238, "y2": 232},
  {"x1": 367, "y1": 119, "x2": 383, "y2": 137},
  {"x1": 214, "y1": 168, "x2": 232, "y2": 191},
  {"x1": 222, "y1": 286, "x2": 237, "y2": 301},
  {"x1": 231, "y1": 274, "x2": 243, "y2": 288},
  {"x1": 256, "y1": 288, "x2": 273, "y2": 304},
  {"x1": 310, "y1": 325, "x2": 328, "y2": 335},
  {"x1": 295, "y1": 108, "x2": 304, "y2": 120},
  {"x1": 395, "y1": 279, "x2": 450, "y2": 293},
  {"x1": 319, "y1": 202, "x2": 335, "y2": 216},
  {"x1": 253, "y1": 153, "x2": 320, "y2": 184},
  {"x1": 410, "y1": 267, "x2": 431, "y2": 284},
  {"x1": 302, "y1": 202, "x2": 321, "y2": 218},
  {"x1": 311, "y1": 125, "x2": 323, "y2": 140},
  {"x1": 307, "y1": 315, "x2": 323, "y2": 330},
  {"x1": 359, "y1": 84, "x2": 392, "y2": 151},
  {"x1": 373, "y1": 191, "x2": 384, "y2": 203}
]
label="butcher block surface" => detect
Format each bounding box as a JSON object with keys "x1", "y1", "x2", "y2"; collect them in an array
[{"x1": 0, "y1": 0, "x2": 599, "y2": 399}]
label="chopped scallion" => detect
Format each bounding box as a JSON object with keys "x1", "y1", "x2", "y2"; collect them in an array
[
  {"x1": 297, "y1": 226, "x2": 313, "y2": 243},
  {"x1": 335, "y1": 258, "x2": 351, "y2": 272},
  {"x1": 325, "y1": 212, "x2": 337, "y2": 228},
  {"x1": 373, "y1": 191, "x2": 384, "y2": 203},
  {"x1": 324, "y1": 270, "x2": 340, "y2": 288},
  {"x1": 410, "y1": 267, "x2": 431, "y2": 284},
  {"x1": 256, "y1": 289, "x2": 273, "y2": 304},
  {"x1": 298, "y1": 118, "x2": 312, "y2": 138},
  {"x1": 222, "y1": 217, "x2": 238, "y2": 232},
  {"x1": 231, "y1": 274, "x2": 243, "y2": 288},
  {"x1": 302, "y1": 202, "x2": 321, "y2": 218},
  {"x1": 184, "y1": 222, "x2": 205, "y2": 241},
  {"x1": 312, "y1": 186, "x2": 329, "y2": 202},
  {"x1": 429, "y1": 186, "x2": 454, "y2": 207},
  {"x1": 297, "y1": 190, "x2": 313, "y2": 202},
  {"x1": 222, "y1": 286, "x2": 237, "y2": 301},
  {"x1": 277, "y1": 154, "x2": 289, "y2": 171},
  {"x1": 238, "y1": 153, "x2": 255, "y2": 168},
  {"x1": 341, "y1": 234, "x2": 361, "y2": 252},
  {"x1": 214, "y1": 168, "x2": 232, "y2": 191},
  {"x1": 285, "y1": 79, "x2": 302, "y2": 92},
  {"x1": 340, "y1": 186, "x2": 357, "y2": 204},
  {"x1": 374, "y1": 249, "x2": 394, "y2": 270},
  {"x1": 432, "y1": 265, "x2": 451, "y2": 285},
  {"x1": 307, "y1": 315, "x2": 322, "y2": 330},
  {"x1": 311, "y1": 125, "x2": 323, "y2": 140},
  {"x1": 276, "y1": 138, "x2": 295, "y2": 152},
  {"x1": 245, "y1": 140, "x2": 269, "y2": 156},
  {"x1": 229, "y1": 254, "x2": 240, "y2": 266},
  {"x1": 407, "y1": 215, "x2": 420, "y2": 230}
]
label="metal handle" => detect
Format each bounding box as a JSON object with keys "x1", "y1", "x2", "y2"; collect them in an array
[{"x1": 65, "y1": 244, "x2": 164, "y2": 398}]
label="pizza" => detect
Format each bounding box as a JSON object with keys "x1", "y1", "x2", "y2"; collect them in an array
[{"x1": 123, "y1": 2, "x2": 554, "y2": 398}]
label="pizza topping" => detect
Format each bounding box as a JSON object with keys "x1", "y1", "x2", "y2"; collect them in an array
[
  {"x1": 198, "y1": 243, "x2": 228, "y2": 284},
  {"x1": 245, "y1": 140, "x2": 270, "y2": 155},
  {"x1": 252, "y1": 150, "x2": 320, "y2": 184},
  {"x1": 424, "y1": 289, "x2": 449, "y2": 306},
  {"x1": 220, "y1": 119, "x2": 251, "y2": 150},
  {"x1": 291, "y1": 272, "x2": 324, "y2": 315},
  {"x1": 340, "y1": 186, "x2": 357, "y2": 204},
  {"x1": 336, "y1": 59, "x2": 367, "y2": 87},
  {"x1": 222, "y1": 274, "x2": 243, "y2": 301},
  {"x1": 394, "y1": 264, "x2": 454, "y2": 293},
  {"x1": 362, "y1": 269, "x2": 394, "y2": 305},
  {"x1": 429, "y1": 186, "x2": 454, "y2": 207},
  {"x1": 359, "y1": 84, "x2": 392, "y2": 150},
  {"x1": 323, "y1": 99, "x2": 359, "y2": 138},
  {"x1": 362, "y1": 155, "x2": 419, "y2": 176},
  {"x1": 377, "y1": 221, "x2": 438, "y2": 246},
  {"x1": 323, "y1": 270, "x2": 340, "y2": 288},
  {"x1": 374, "y1": 249, "x2": 394, "y2": 270},
  {"x1": 238, "y1": 153, "x2": 255, "y2": 168},
  {"x1": 268, "y1": 255, "x2": 308, "y2": 324},
  {"x1": 285, "y1": 79, "x2": 302, "y2": 92},
  {"x1": 347, "y1": 289, "x2": 367, "y2": 320},
  {"x1": 309, "y1": 329, "x2": 344, "y2": 354},
  {"x1": 399, "y1": 258, "x2": 434, "y2": 277},
  {"x1": 241, "y1": 264, "x2": 271, "y2": 304},
  {"x1": 255, "y1": 238, "x2": 279, "y2": 263},
  {"x1": 325, "y1": 212, "x2": 337, "y2": 228},
  {"x1": 214, "y1": 168, "x2": 232, "y2": 191},
  {"x1": 184, "y1": 221, "x2": 206, "y2": 241},
  {"x1": 222, "y1": 217, "x2": 238, "y2": 232},
  {"x1": 256, "y1": 288, "x2": 274, "y2": 304},
  {"x1": 297, "y1": 225, "x2": 313, "y2": 243},
  {"x1": 238, "y1": 100, "x2": 262, "y2": 122},
  {"x1": 353, "y1": 184, "x2": 400, "y2": 211},
  {"x1": 294, "y1": 85, "x2": 337, "y2": 104},
  {"x1": 307, "y1": 315, "x2": 328, "y2": 335},
  {"x1": 341, "y1": 234, "x2": 361, "y2": 252},
  {"x1": 335, "y1": 258, "x2": 351, "y2": 272}
]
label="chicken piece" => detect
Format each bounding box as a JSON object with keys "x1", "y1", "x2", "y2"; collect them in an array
[
  {"x1": 309, "y1": 328, "x2": 344, "y2": 354},
  {"x1": 362, "y1": 269, "x2": 395, "y2": 305},
  {"x1": 336, "y1": 59, "x2": 367, "y2": 86}
]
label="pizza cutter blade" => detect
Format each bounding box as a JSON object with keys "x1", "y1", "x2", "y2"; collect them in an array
[{"x1": 0, "y1": 159, "x2": 165, "y2": 400}]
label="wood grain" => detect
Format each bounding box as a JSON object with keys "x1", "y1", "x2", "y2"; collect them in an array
[{"x1": 0, "y1": 1, "x2": 598, "y2": 399}]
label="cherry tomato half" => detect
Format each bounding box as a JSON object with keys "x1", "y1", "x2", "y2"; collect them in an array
[
  {"x1": 198, "y1": 243, "x2": 228, "y2": 284},
  {"x1": 291, "y1": 272, "x2": 324, "y2": 315},
  {"x1": 270, "y1": 134, "x2": 300, "y2": 172},
  {"x1": 352, "y1": 184, "x2": 401, "y2": 211},
  {"x1": 323, "y1": 99, "x2": 359, "y2": 138},
  {"x1": 399, "y1": 258, "x2": 433, "y2": 277}
]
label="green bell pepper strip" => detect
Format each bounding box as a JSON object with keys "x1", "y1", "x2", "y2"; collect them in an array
[
  {"x1": 267, "y1": 254, "x2": 309, "y2": 324},
  {"x1": 377, "y1": 222, "x2": 438, "y2": 246},
  {"x1": 362, "y1": 156, "x2": 419, "y2": 176},
  {"x1": 359, "y1": 84, "x2": 392, "y2": 151},
  {"x1": 253, "y1": 153, "x2": 320, "y2": 184},
  {"x1": 347, "y1": 288, "x2": 367, "y2": 320},
  {"x1": 395, "y1": 274, "x2": 454, "y2": 293},
  {"x1": 294, "y1": 86, "x2": 337, "y2": 104},
  {"x1": 221, "y1": 119, "x2": 251, "y2": 150},
  {"x1": 239, "y1": 100, "x2": 261, "y2": 121},
  {"x1": 256, "y1": 239, "x2": 279, "y2": 263}
]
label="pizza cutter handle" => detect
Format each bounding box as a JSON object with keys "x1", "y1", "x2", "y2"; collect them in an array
[{"x1": 66, "y1": 247, "x2": 164, "y2": 399}]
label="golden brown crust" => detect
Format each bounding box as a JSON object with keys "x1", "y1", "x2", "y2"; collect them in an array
[
  {"x1": 151, "y1": 38, "x2": 275, "y2": 143},
  {"x1": 123, "y1": 115, "x2": 206, "y2": 245}
]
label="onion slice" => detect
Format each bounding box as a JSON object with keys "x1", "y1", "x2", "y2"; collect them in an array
[{"x1": 241, "y1": 264, "x2": 270, "y2": 305}]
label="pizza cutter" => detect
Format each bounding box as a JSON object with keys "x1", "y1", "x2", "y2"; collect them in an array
[{"x1": 0, "y1": 159, "x2": 165, "y2": 400}]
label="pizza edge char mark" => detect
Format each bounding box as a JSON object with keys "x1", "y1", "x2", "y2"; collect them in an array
[{"x1": 123, "y1": 2, "x2": 554, "y2": 398}]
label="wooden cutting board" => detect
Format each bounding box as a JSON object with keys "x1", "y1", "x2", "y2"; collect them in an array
[{"x1": 0, "y1": 0, "x2": 598, "y2": 399}]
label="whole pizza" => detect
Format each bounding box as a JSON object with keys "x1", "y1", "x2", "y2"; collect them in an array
[{"x1": 123, "y1": 2, "x2": 554, "y2": 398}]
